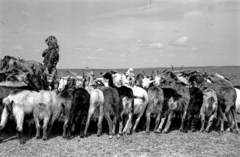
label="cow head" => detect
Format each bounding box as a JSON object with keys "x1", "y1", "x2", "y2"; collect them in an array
[
  {"x1": 142, "y1": 77, "x2": 154, "y2": 89},
  {"x1": 125, "y1": 72, "x2": 135, "y2": 87},
  {"x1": 58, "y1": 77, "x2": 69, "y2": 92}
]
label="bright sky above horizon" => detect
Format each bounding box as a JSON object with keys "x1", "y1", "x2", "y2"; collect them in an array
[{"x1": 0, "y1": 0, "x2": 239, "y2": 69}]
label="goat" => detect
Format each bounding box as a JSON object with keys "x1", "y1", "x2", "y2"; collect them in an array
[
  {"x1": 158, "y1": 71, "x2": 190, "y2": 133},
  {"x1": 0, "y1": 90, "x2": 36, "y2": 144},
  {"x1": 200, "y1": 88, "x2": 218, "y2": 133},
  {"x1": 234, "y1": 86, "x2": 240, "y2": 114},
  {"x1": 189, "y1": 72, "x2": 239, "y2": 133},
  {"x1": 102, "y1": 71, "x2": 135, "y2": 135},
  {"x1": 83, "y1": 72, "x2": 120, "y2": 138}
]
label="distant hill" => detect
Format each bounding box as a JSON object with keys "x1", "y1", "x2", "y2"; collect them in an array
[{"x1": 58, "y1": 66, "x2": 240, "y2": 76}]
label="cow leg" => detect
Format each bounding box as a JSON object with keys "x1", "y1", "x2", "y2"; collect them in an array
[
  {"x1": 154, "y1": 113, "x2": 161, "y2": 132},
  {"x1": 47, "y1": 115, "x2": 58, "y2": 137},
  {"x1": 79, "y1": 115, "x2": 87, "y2": 138},
  {"x1": 118, "y1": 113, "x2": 124, "y2": 137},
  {"x1": 225, "y1": 105, "x2": 233, "y2": 132},
  {"x1": 97, "y1": 105, "x2": 104, "y2": 137},
  {"x1": 42, "y1": 117, "x2": 50, "y2": 140},
  {"x1": 0, "y1": 107, "x2": 9, "y2": 142},
  {"x1": 34, "y1": 117, "x2": 41, "y2": 139},
  {"x1": 155, "y1": 113, "x2": 167, "y2": 133},
  {"x1": 219, "y1": 107, "x2": 225, "y2": 134},
  {"x1": 200, "y1": 113, "x2": 205, "y2": 133},
  {"x1": 179, "y1": 110, "x2": 188, "y2": 132},
  {"x1": 123, "y1": 112, "x2": 133, "y2": 135},
  {"x1": 205, "y1": 114, "x2": 216, "y2": 133},
  {"x1": 162, "y1": 111, "x2": 174, "y2": 133},
  {"x1": 232, "y1": 108, "x2": 240, "y2": 134},
  {"x1": 62, "y1": 119, "x2": 69, "y2": 138},
  {"x1": 104, "y1": 112, "x2": 113, "y2": 139},
  {"x1": 191, "y1": 114, "x2": 199, "y2": 132},
  {"x1": 145, "y1": 110, "x2": 151, "y2": 134},
  {"x1": 112, "y1": 116, "x2": 117, "y2": 135},
  {"x1": 83, "y1": 106, "x2": 95, "y2": 137},
  {"x1": 15, "y1": 110, "x2": 25, "y2": 144},
  {"x1": 132, "y1": 110, "x2": 145, "y2": 132}
]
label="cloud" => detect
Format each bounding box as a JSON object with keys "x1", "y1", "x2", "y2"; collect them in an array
[
  {"x1": 184, "y1": 11, "x2": 204, "y2": 18},
  {"x1": 11, "y1": 44, "x2": 23, "y2": 50},
  {"x1": 150, "y1": 43, "x2": 164, "y2": 48},
  {"x1": 174, "y1": 36, "x2": 189, "y2": 47},
  {"x1": 98, "y1": 48, "x2": 103, "y2": 52},
  {"x1": 168, "y1": 54, "x2": 176, "y2": 57}
]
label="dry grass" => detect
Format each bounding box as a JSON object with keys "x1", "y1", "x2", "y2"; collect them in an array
[{"x1": 0, "y1": 129, "x2": 240, "y2": 157}]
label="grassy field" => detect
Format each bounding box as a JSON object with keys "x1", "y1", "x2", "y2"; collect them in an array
[{"x1": 0, "y1": 66, "x2": 240, "y2": 157}]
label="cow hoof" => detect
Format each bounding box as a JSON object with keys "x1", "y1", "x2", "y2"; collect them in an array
[
  {"x1": 79, "y1": 134, "x2": 84, "y2": 138},
  {"x1": 204, "y1": 129, "x2": 210, "y2": 133},
  {"x1": 97, "y1": 133, "x2": 101, "y2": 137},
  {"x1": 62, "y1": 135, "x2": 67, "y2": 139},
  {"x1": 117, "y1": 134, "x2": 122, "y2": 138},
  {"x1": 43, "y1": 137, "x2": 48, "y2": 141},
  {"x1": 226, "y1": 128, "x2": 232, "y2": 132},
  {"x1": 162, "y1": 130, "x2": 168, "y2": 134},
  {"x1": 35, "y1": 135, "x2": 41, "y2": 139},
  {"x1": 235, "y1": 129, "x2": 240, "y2": 134},
  {"x1": 191, "y1": 129, "x2": 196, "y2": 132},
  {"x1": 126, "y1": 132, "x2": 131, "y2": 135},
  {"x1": 109, "y1": 135, "x2": 113, "y2": 139},
  {"x1": 20, "y1": 140, "x2": 25, "y2": 145},
  {"x1": 154, "y1": 129, "x2": 162, "y2": 134},
  {"x1": 145, "y1": 131, "x2": 150, "y2": 135}
]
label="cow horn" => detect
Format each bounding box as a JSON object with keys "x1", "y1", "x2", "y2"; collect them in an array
[
  {"x1": 171, "y1": 65, "x2": 174, "y2": 71},
  {"x1": 163, "y1": 69, "x2": 167, "y2": 73},
  {"x1": 151, "y1": 70, "x2": 154, "y2": 77},
  {"x1": 202, "y1": 68, "x2": 208, "y2": 75},
  {"x1": 67, "y1": 71, "x2": 78, "y2": 77},
  {"x1": 143, "y1": 71, "x2": 146, "y2": 76},
  {"x1": 180, "y1": 65, "x2": 184, "y2": 71},
  {"x1": 100, "y1": 71, "x2": 107, "y2": 77}
]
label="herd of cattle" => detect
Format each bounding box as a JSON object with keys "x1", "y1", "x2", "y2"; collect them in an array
[{"x1": 0, "y1": 56, "x2": 240, "y2": 144}]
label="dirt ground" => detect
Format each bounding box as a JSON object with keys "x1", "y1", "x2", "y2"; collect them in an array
[
  {"x1": 0, "y1": 127, "x2": 240, "y2": 157},
  {"x1": 0, "y1": 68, "x2": 240, "y2": 157}
]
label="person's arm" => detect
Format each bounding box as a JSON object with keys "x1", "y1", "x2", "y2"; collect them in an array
[
  {"x1": 50, "y1": 50, "x2": 59, "y2": 66},
  {"x1": 42, "y1": 49, "x2": 48, "y2": 57},
  {"x1": 53, "y1": 53, "x2": 59, "y2": 66}
]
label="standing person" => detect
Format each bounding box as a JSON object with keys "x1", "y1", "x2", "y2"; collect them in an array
[{"x1": 42, "y1": 36, "x2": 59, "y2": 75}]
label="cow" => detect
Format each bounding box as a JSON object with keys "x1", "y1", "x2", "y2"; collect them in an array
[{"x1": 200, "y1": 88, "x2": 218, "y2": 133}]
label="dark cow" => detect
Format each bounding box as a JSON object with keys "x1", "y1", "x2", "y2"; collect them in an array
[
  {"x1": 48, "y1": 82, "x2": 90, "y2": 139},
  {"x1": 102, "y1": 71, "x2": 135, "y2": 135},
  {"x1": 189, "y1": 72, "x2": 239, "y2": 133},
  {"x1": 158, "y1": 71, "x2": 190, "y2": 133}
]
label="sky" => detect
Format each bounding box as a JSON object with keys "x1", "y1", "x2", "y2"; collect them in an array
[{"x1": 0, "y1": 0, "x2": 239, "y2": 69}]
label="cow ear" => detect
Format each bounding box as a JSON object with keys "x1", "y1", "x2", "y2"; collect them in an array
[
  {"x1": 208, "y1": 97, "x2": 215, "y2": 104},
  {"x1": 61, "y1": 103, "x2": 65, "y2": 109}
]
